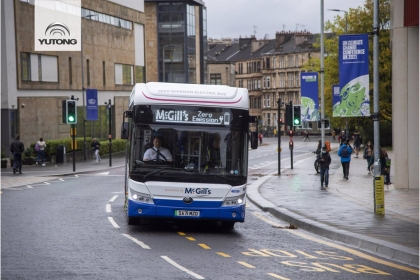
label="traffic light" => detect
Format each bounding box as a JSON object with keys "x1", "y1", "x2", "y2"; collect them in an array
[
  {"x1": 285, "y1": 104, "x2": 293, "y2": 127},
  {"x1": 288, "y1": 130, "x2": 294, "y2": 137},
  {"x1": 66, "y1": 100, "x2": 77, "y2": 124},
  {"x1": 289, "y1": 141, "x2": 294, "y2": 149},
  {"x1": 293, "y1": 105, "x2": 301, "y2": 126}
]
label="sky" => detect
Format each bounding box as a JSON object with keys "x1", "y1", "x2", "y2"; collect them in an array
[{"x1": 204, "y1": 0, "x2": 367, "y2": 39}]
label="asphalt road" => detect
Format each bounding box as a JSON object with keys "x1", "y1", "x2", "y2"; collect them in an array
[{"x1": 2, "y1": 138, "x2": 418, "y2": 279}]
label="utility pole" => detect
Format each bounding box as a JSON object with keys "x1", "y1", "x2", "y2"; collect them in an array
[
  {"x1": 277, "y1": 99, "x2": 282, "y2": 175},
  {"x1": 320, "y1": 0, "x2": 325, "y2": 148},
  {"x1": 373, "y1": 0, "x2": 381, "y2": 178}
]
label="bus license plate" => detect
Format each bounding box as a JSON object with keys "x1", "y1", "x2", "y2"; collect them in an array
[{"x1": 175, "y1": 210, "x2": 200, "y2": 217}]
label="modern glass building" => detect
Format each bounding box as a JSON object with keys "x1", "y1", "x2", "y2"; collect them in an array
[{"x1": 146, "y1": 0, "x2": 207, "y2": 84}]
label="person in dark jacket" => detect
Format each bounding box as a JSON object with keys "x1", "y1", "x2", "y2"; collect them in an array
[
  {"x1": 338, "y1": 140, "x2": 353, "y2": 180},
  {"x1": 10, "y1": 134, "x2": 24, "y2": 174},
  {"x1": 319, "y1": 145, "x2": 332, "y2": 189}
]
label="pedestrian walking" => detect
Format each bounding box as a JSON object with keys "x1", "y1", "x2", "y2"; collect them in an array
[
  {"x1": 91, "y1": 138, "x2": 101, "y2": 163},
  {"x1": 303, "y1": 131, "x2": 310, "y2": 142},
  {"x1": 10, "y1": 134, "x2": 24, "y2": 174},
  {"x1": 273, "y1": 128, "x2": 277, "y2": 138},
  {"x1": 352, "y1": 130, "x2": 362, "y2": 158},
  {"x1": 319, "y1": 145, "x2": 331, "y2": 189},
  {"x1": 380, "y1": 148, "x2": 391, "y2": 184},
  {"x1": 35, "y1": 137, "x2": 47, "y2": 166},
  {"x1": 258, "y1": 133, "x2": 263, "y2": 144},
  {"x1": 339, "y1": 131, "x2": 347, "y2": 145},
  {"x1": 338, "y1": 140, "x2": 353, "y2": 180},
  {"x1": 363, "y1": 141, "x2": 374, "y2": 174},
  {"x1": 332, "y1": 130, "x2": 336, "y2": 141}
]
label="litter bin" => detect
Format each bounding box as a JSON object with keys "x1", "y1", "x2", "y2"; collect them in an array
[{"x1": 56, "y1": 146, "x2": 64, "y2": 163}]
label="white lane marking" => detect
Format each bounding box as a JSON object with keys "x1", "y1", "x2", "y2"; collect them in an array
[
  {"x1": 123, "y1": 234, "x2": 151, "y2": 249},
  {"x1": 97, "y1": 172, "x2": 110, "y2": 175},
  {"x1": 109, "y1": 195, "x2": 118, "y2": 202},
  {"x1": 27, "y1": 186, "x2": 33, "y2": 189},
  {"x1": 107, "y1": 217, "x2": 120, "y2": 228},
  {"x1": 161, "y1": 256, "x2": 205, "y2": 279},
  {"x1": 106, "y1": 204, "x2": 111, "y2": 213},
  {"x1": 112, "y1": 191, "x2": 124, "y2": 194}
]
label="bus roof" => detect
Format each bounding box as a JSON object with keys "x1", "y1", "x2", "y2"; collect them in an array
[{"x1": 129, "y1": 82, "x2": 249, "y2": 109}]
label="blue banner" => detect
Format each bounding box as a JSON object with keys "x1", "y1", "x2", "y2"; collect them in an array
[
  {"x1": 335, "y1": 34, "x2": 370, "y2": 117},
  {"x1": 86, "y1": 88, "x2": 98, "y2": 121},
  {"x1": 332, "y1": 85, "x2": 341, "y2": 117},
  {"x1": 300, "y1": 72, "x2": 319, "y2": 121}
]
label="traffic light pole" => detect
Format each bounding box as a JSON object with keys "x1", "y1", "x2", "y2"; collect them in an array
[
  {"x1": 289, "y1": 101, "x2": 293, "y2": 169},
  {"x1": 72, "y1": 124, "x2": 76, "y2": 172}
]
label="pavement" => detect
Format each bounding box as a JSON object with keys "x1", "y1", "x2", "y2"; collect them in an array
[{"x1": 1, "y1": 143, "x2": 419, "y2": 269}]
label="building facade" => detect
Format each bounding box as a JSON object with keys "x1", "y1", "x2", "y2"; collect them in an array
[
  {"x1": 390, "y1": 0, "x2": 419, "y2": 189},
  {"x1": 208, "y1": 31, "x2": 323, "y2": 136}
]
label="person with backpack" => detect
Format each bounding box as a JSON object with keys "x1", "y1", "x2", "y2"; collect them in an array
[
  {"x1": 319, "y1": 145, "x2": 332, "y2": 189},
  {"x1": 352, "y1": 130, "x2": 362, "y2": 158},
  {"x1": 91, "y1": 138, "x2": 101, "y2": 163},
  {"x1": 338, "y1": 140, "x2": 353, "y2": 180},
  {"x1": 10, "y1": 134, "x2": 24, "y2": 174},
  {"x1": 35, "y1": 137, "x2": 47, "y2": 166},
  {"x1": 363, "y1": 141, "x2": 374, "y2": 174}
]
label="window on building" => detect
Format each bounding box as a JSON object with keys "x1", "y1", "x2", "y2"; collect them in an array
[
  {"x1": 257, "y1": 79, "x2": 261, "y2": 89},
  {"x1": 273, "y1": 57, "x2": 277, "y2": 69},
  {"x1": 103, "y1": 61, "x2": 106, "y2": 86},
  {"x1": 295, "y1": 55, "x2": 299, "y2": 67},
  {"x1": 210, "y1": 73, "x2": 221, "y2": 85},
  {"x1": 267, "y1": 113, "x2": 271, "y2": 126},
  {"x1": 257, "y1": 97, "x2": 261, "y2": 108},
  {"x1": 257, "y1": 61, "x2": 261, "y2": 72},
  {"x1": 288, "y1": 55, "x2": 294, "y2": 67},
  {"x1": 69, "y1": 57, "x2": 72, "y2": 85},
  {"x1": 279, "y1": 73, "x2": 285, "y2": 88},
  {"x1": 265, "y1": 94, "x2": 270, "y2": 107},
  {"x1": 115, "y1": 63, "x2": 133, "y2": 85},
  {"x1": 288, "y1": 73, "x2": 294, "y2": 87},
  {"x1": 266, "y1": 57, "x2": 270, "y2": 69},
  {"x1": 295, "y1": 72, "x2": 299, "y2": 87},
  {"x1": 280, "y1": 56, "x2": 285, "y2": 68},
  {"x1": 21, "y1": 52, "x2": 58, "y2": 82},
  {"x1": 21, "y1": 52, "x2": 31, "y2": 81},
  {"x1": 266, "y1": 76, "x2": 270, "y2": 89},
  {"x1": 87, "y1": 59, "x2": 90, "y2": 86}
]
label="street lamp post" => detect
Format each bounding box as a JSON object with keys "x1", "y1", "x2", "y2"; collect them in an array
[
  {"x1": 328, "y1": 8, "x2": 349, "y2": 140},
  {"x1": 105, "y1": 99, "x2": 112, "y2": 167},
  {"x1": 162, "y1": 44, "x2": 176, "y2": 82},
  {"x1": 81, "y1": 14, "x2": 98, "y2": 161},
  {"x1": 320, "y1": 0, "x2": 325, "y2": 150}
]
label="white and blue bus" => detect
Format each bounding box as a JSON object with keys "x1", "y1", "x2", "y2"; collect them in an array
[{"x1": 121, "y1": 82, "x2": 258, "y2": 229}]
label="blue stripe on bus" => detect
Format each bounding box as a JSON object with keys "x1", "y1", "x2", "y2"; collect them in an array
[{"x1": 127, "y1": 199, "x2": 245, "y2": 222}]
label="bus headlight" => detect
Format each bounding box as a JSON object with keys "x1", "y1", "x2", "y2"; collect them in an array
[
  {"x1": 130, "y1": 188, "x2": 154, "y2": 204},
  {"x1": 222, "y1": 194, "x2": 246, "y2": 207}
]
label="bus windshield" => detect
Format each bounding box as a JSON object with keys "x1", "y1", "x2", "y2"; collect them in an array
[{"x1": 128, "y1": 123, "x2": 248, "y2": 186}]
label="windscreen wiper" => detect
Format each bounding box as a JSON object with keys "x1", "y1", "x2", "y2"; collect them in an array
[{"x1": 144, "y1": 167, "x2": 180, "y2": 178}]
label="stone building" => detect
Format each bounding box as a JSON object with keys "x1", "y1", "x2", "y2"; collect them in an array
[
  {"x1": 207, "y1": 31, "x2": 323, "y2": 136},
  {"x1": 1, "y1": 0, "x2": 207, "y2": 154}
]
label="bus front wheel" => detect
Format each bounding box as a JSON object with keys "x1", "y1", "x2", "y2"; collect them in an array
[{"x1": 221, "y1": 221, "x2": 235, "y2": 230}]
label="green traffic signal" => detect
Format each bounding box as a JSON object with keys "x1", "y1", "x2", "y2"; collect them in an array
[
  {"x1": 66, "y1": 100, "x2": 77, "y2": 124},
  {"x1": 293, "y1": 105, "x2": 301, "y2": 126}
]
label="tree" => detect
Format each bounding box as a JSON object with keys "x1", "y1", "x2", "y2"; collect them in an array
[{"x1": 303, "y1": 0, "x2": 392, "y2": 145}]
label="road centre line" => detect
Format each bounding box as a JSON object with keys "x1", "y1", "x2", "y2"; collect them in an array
[
  {"x1": 216, "y1": 252, "x2": 231, "y2": 257},
  {"x1": 253, "y1": 211, "x2": 419, "y2": 274},
  {"x1": 109, "y1": 195, "x2": 118, "y2": 202},
  {"x1": 186, "y1": 237, "x2": 196, "y2": 241},
  {"x1": 267, "y1": 273, "x2": 290, "y2": 280},
  {"x1": 107, "y1": 217, "x2": 120, "y2": 229},
  {"x1": 123, "y1": 234, "x2": 151, "y2": 249},
  {"x1": 237, "y1": 261, "x2": 255, "y2": 268},
  {"x1": 198, "y1": 243, "x2": 211, "y2": 249},
  {"x1": 177, "y1": 232, "x2": 186, "y2": 236},
  {"x1": 106, "y1": 204, "x2": 111, "y2": 213},
  {"x1": 161, "y1": 256, "x2": 205, "y2": 279}
]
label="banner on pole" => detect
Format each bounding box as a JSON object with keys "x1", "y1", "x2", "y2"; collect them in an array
[
  {"x1": 334, "y1": 34, "x2": 370, "y2": 117},
  {"x1": 300, "y1": 72, "x2": 319, "y2": 121},
  {"x1": 332, "y1": 84, "x2": 341, "y2": 117},
  {"x1": 86, "y1": 89, "x2": 98, "y2": 121}
]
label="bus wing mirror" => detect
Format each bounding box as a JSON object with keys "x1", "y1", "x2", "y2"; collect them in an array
[
  {"x1": 121, "y1": 122, "x2": 129, "y2": 139},
  {"x1": 250, "y1": 131, "x2": 258, "y2": 149},
  {"x1": 249, "y1": 116, "x2": 257, "y2": 123}
]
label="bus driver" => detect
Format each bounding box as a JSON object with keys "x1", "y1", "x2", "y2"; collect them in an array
[{"x1": 143, "y1": 135, "x2": 173, "y2": 162}]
